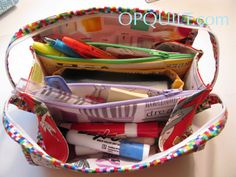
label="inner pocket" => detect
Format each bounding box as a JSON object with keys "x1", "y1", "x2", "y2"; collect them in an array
[{"x1": 62, "y1": 69, "x2": 171, "y2": 90}]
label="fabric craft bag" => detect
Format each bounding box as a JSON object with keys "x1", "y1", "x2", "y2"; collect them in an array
[{"x1": 3, "y1": 7, "x2": 227, "y2": 173}]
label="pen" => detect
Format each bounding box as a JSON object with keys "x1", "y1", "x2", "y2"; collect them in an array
[
  {"x1": 62, "y1": 36, "x2": 116, "y2": 59},
  {"x1": 32, "y1": 42, "x2": 65, "y2": 56},
  {"x1": 44, "y1": 37, "x2": 82, "y2": 58},
  {"x1": 60, "y1": 122, "x2": 164, "y2": 138}
]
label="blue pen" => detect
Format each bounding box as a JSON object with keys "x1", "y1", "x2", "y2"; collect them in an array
[{"x1": 44, "y1": 37, "x2": 82, "y2": 58}]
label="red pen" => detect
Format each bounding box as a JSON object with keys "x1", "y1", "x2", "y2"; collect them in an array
[
  {"x1": 62, "y1": 36, "x2": 116, "y2": 59},
  {"x1": 59, "y1": 122, "x2": 164, "y2": 138}
]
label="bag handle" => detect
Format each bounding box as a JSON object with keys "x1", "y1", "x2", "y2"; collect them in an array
[
  {"x1": 2, "y1": 92, "x2": 227, "y2": 170},
  {"x1": 144, "y1": 93, "x2": 227, "y2": 163},
  {"x1": 3, "y1": 93, "x2": 69, "y2": 163},
  {"x1": 5, "y1": 7, "x2": 219, "y2": 88}
]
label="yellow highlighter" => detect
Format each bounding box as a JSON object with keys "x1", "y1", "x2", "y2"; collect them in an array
[{"x1": 32, "y1": 42, "x2": 66, "y2": 57}]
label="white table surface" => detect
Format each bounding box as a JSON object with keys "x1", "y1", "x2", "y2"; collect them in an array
[{"x1": 0, "y1": 0, "x2": 235, "y2": 177}]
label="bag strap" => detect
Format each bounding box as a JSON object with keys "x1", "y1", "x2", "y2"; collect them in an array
[
  {"x1": 5, "y1": 7, "x2": 219, "y2": 88},
  {"x1": 3, "y1": 93, "x2": 69, "y2": 163},
  {"x1": 144, "y1": 93, "x2": 227, "y2": 163}
]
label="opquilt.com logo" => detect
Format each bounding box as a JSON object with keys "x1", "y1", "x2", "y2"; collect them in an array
[{"x1": 118, "y1": 12, "x2": 229, "y2": 28}]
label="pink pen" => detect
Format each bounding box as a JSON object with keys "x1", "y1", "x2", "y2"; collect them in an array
[{"x1": 60, "y1": 122, "x2": 164, "y2": 138}]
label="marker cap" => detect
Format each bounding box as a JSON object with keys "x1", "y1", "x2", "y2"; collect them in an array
[
  {"x1": 120, "y1": 140, "x2": 150, "y2": 161},
  {"x1": 137, "y1": 122, "x2": 163, "y2": 137},
  {"x1": 32, "y1": 42, "x2": 65, "y2": 56},
  {"x1": 53, "y1": 39, "x2": 82, "y2": 58}
]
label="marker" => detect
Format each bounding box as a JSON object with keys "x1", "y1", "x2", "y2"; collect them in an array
[
  {"x1": 44, "y1": 75, "x2": 72, "y2": 93},
  {"x1": 32, "y1": 42, "x2": 65, "y2": 56},
  {"x1": 69, "y1": 144, "x2": 99, "y2": 156},
  {"x1": 69, "y1": 142, "x2": 157, "y2": 157},
  {"x1": 66, "y1": 131, "x2": 150, "y2": 161},
  {"x1": 60, "y1": 122, "x2": 164, "y2": 138},
  {"x1": 44, "y1": 37, "x2": 82, "y2": 58},
  {"x1": 62, "y1": 36, "x2": 116, "y2": 59}
]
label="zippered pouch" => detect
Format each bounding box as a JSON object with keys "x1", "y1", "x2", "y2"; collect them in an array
[
  {"x1": 3, "y1": 7, "x2": 227, "y2": 173},
  {"x1": 34, "y1": 41, "x2": 197, "y2": 78},
  {"x1": 15, "y1": 78, "x2": 201, "y2": 123}
]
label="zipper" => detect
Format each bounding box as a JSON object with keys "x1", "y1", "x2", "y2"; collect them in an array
[
  {"x1": 88, "y1": 42, "x2": 194, "y2": 59},
  {"x1": 36, "y1": 42, "x2": 194, "y2": 64}
]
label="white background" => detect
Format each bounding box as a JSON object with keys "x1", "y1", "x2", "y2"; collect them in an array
[{"x1": 0, "y1": 0, "x2": 235, "y2": 177}]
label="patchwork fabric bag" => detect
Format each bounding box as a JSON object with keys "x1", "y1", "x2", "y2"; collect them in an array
[{"x1": 3, "y1": 7, "x2": 227, "y2": 173}]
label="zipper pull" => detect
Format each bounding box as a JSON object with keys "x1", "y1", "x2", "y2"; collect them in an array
[{"x1": 149, "y1": 50, "x2": 170, "y2": 59}]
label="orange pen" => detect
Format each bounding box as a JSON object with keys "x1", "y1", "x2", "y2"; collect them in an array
[{"x1": 62, "y1": 36, "x2": 116, "y2": 59}]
